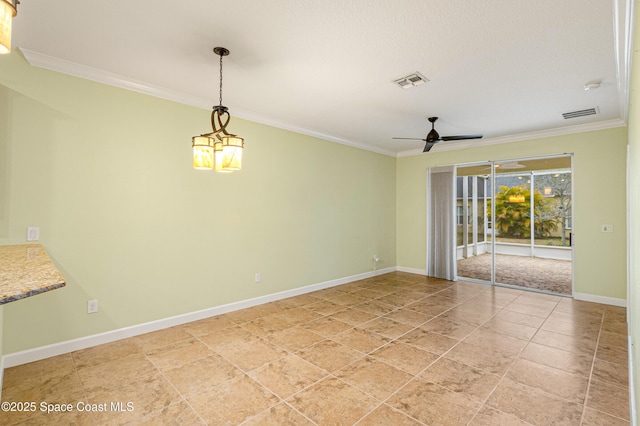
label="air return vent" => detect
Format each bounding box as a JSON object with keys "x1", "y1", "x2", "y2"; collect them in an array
[
  {"x1": 393, "y1": 72, "x2": 429, "y2": 89},
  {"x1": 562, "y1": 107, "x2": 599, "y2": 119}
]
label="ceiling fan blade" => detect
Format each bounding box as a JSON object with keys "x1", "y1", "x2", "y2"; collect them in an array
[
  {"x1": 423, "y1": 141, "x2": 436, "y2": 152},
  {"x1": 392, "y1": 137, "x2": 427, "y2": 141},
  {"x1": 440, "y1": 134, "x2": 483, "y2": 141}
]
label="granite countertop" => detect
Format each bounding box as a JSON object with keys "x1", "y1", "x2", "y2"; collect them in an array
[{"x1": 0, "y1": 244, "x2": 66, "y2": 304}]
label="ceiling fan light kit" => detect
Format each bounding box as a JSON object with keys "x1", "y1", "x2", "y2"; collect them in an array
[
  {"x1": 392, "y1": 116, "x2": 482, "y2": 152},
  {"x1": 0, "y1": 0, "x2": 18, "y2": 54},
  {"x1": 192, "y1": 47, "x2": 244, "y2": 173}
]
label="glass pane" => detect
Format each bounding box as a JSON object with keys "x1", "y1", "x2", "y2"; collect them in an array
[{"x1": 455, "y1": 163, "x2": 492, "y2": 283}]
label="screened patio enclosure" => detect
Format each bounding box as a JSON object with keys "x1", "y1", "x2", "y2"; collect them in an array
[{"x1": 455, "y1": 156, "x2": 573, "y2": 295}]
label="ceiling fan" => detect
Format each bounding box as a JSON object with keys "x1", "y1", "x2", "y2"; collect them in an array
[{"x1": 393, "y1": 117, "x2": 483, "y2": 152}]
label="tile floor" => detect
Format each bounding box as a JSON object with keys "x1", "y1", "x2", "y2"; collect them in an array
[{"x1": 0, "y1": 272, "x2": 630, "y2": 425}]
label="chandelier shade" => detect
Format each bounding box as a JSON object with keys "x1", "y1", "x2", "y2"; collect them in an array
[
  {"x1": 191, "y1": 47, "x2": 244, "y2": 172},
  {"x1": 0, "y1": 0, "x2": 17, "y2": 54}
]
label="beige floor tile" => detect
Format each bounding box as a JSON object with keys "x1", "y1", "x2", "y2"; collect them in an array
[
  {"x1": 506, "y1": 358, "x2": 589, "y2": 404},
  {"x1": 419, "y1": 316, "x2": 477, "y2": 339},
  {"x1": 181, "y1": 314, "x2": 235, "y2": 337},
  {"x1": 271, "y1": 306, "x2": 323, "y2": 325},
  {"x1": 2, "y1": 354, "x2": 77, "y2": 395},
  {"x1": 444, "y1": 341, "x2": 517, "y2": 375},
  {"x1": 520, "y1": 342, "x2": 594, "y2": 376},
  {"x1": 145, "y1": 337, "x2": 213, "y2": 371},
  {"x1": 162, "y1": 353, "x2": 243, "y2": 397},
  {"x1": 304, "y1": 299, "x2": 345, "y2": 315},
  {"x1": 329, "y1": 292, "x2": 368, "y2": 307},
  {"x1": 357, "y1": 404, "x2": 422, "y2": 425},
  {"x1": 243, "y1": 402, "x2": 314, "y2": 425},
  {"x1": 301, "y1": 316, "x2": 353, "y2": 337},
  {"x1": 581, "y1": 407, "x2": 630, "y2": 425},
  {"x1": 504, "y1": 302, "x2": 555, "y2": 318},
  {"x1": 224, "y1": 305, "x2": 275, "y2": 323},
  {"x1": 360, "y1": 317, "x2": 414, "y2": 339},
  {"x1": 596, "y1": 341, "x2": 629, "y2": 366},
  {"x1": 586, "y1": 380, "x2": 630, "y2": 420},
  {"x1": 71, "y1": 339, "x2": 143, "y2": 369},
  {"x1": 541, "y1": 317, "x2": 601, "y2": 340},
  {"x1": 287, "y1": 376, "x2": 379, "y2": 425},
  {"x1": 591, "y1": 359, "x2": 629, "y2": 389},
  {"x1": 329, "y1": 307, "x2": 377, "y2": 326},
  {"x1": 355, "y1": 300, "x2": 397, "y2": 316},
  {"x1": 601, "y1": 320, "x2": 628, "y2": 335},
  {"x1": 388, "y1": 378, "x2": 480, "y2": 425},
  {"x1": 135, "y1": 400, "x2": 205, "y2": 425},
  {"x1": 383, "y1": 308, "x2": 433, "y2": 326},
  {"x1": 530, "y1": 328, "x2": 597, "y2": 355},
  {"x1": 370, "y1": 341, "x2": 439, "y2": 375},
  {"x1": 421, "y1": 358, "x2": 501, "y2": 403},
  {"x1": 0, "y1": 273, "x2": 630, "y2": 425},
  {"x1": 439, "y1": 306, "x2": 496, "y2": 326},
  {"x1": 463, "y1": 328, "x2": 528, "y2": 357},
  {"x1": 265, "y1": 325, "x2": 325, "y2": 352},
  {"x1": 240, "y1": 314, "x2": 295, "y2": 335},
  {"x1": 0, "y1": 407, "x2": 94, "y2": 426},
  {"x1": 134, "y1": 326, "x2": 193, "y2": 352},
  {"x1": 87, "y1": 373, "x2": 183, "y2": 424},
  {"x1": 212, "y1": 335, "x2": 287, "y2": 372},
  {"x1": 249, "y1": 354, "x2": 327, "y2": 399},
  {"x1": 76, "y1": 352, "x2": 158, "y2": 393},
  {"x1": 481, "y1": 317, "x2": 537, "y2": 341},
  {"x1": 398, "y1": 329, "x2": 459, "y2": 355},
  {"x1": 332, "y1": 327, "x2": 390, "y2": 353},
  {"x1": 469, "y1": 406, "x2": 533, "y2": 425},
  {"x1": 296, "y1": 339, "x2": 363, "y2": 372},
  {"x1": 188, "y1": 374, "x2": 279, "y2": 425},
  {"x1": 486, "y1": 377, "x2": 583, "y2": 425},
  {"x1": 335, "y1": 356, "x2": 413, "y2": 400},
  {"x1": 491, "y1": 309, "x2": 545, "y2": 328},
  {"x1": 599, "y1": 329, "x2": 628, "y2": 349}
]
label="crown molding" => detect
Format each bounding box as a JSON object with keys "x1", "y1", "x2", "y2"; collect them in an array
[
  {"x1": 396, "y1": 118, "x2": 627, "y2": 158},
  {"x1": 18, "y1": 48, "x2": 397, "y2": 157}
]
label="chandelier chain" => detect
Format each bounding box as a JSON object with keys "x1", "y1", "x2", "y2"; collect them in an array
[{"x1": 218, "y1": 52, "x2": 224, "y2": 107}]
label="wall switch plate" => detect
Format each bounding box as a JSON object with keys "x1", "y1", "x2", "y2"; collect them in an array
[
  {"x1": 87, "y1": 300, "x2": 98, "y2": 314},
  {"x1": 26, "y1": 226, "x2": 40, "y2": 241},
  {"x1": 601, "y1": 224, "x2": 614, "y2": 233},
  {"x1": 255, "y1": 273, "x2": 261, "y2": 283}
]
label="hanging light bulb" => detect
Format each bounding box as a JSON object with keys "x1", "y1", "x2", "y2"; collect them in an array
[
  {"x1": 191, "y1": 47, "x2": 244, "y2": 172},
  {"x1": 0, "y1": 0, "x2": 18, "y2": 54}
]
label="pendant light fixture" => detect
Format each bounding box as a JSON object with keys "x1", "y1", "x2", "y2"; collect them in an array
[
  {"x1": 192, "y1": 47, "x2": 244, "y2": 172},
  {"x1": 0, "y1": 0, "x2": 18, "y2": 54}
]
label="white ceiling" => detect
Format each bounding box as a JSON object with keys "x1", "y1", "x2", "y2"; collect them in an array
[{"x1": 11, "y1": 0, "x2": 632, "y2": 156}]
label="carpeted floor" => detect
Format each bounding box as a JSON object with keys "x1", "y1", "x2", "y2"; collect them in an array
[{"x1": 456, "y1": 253, "x2": 572, "y2": 295}]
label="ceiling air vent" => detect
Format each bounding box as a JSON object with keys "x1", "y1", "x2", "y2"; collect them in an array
[
  {"x1": 562, "y1": 107, "x2": 599, "y2": 119},
  {"x1": 393, "y1": 72, "x2": 429, "y2": 89}
]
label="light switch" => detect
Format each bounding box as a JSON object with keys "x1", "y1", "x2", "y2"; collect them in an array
[{"x1": 601, "y1": 224, "x2": 614, "y2": 233}]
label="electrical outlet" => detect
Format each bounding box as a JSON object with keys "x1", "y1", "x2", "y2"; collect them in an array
[
  {"x1": 373, "y1": 255, "x2": 380, "y2": 263},
  {"x1": 87, "y1": 300, "x2": 98, "y2": 314},
  {"x1": 255, "y1": 273, "x2": 261, "y2": 283},
  {"x1": 26, "y1": 226, "x2": 40, "y2": 241},
  {"x1": 601, "y1": 224, "x2": 614, "y2": 233}
]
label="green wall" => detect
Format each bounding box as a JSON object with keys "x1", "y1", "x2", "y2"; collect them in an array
[
  {"x1": 396, "y1": 127, "x2": 628, "y2": 300},
  {"x1": 0, "y1": 53, "x2": 396, "y2": 353}
]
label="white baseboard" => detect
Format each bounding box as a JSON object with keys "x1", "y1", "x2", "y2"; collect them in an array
[
  {"x1": 629, "y1": 335, "x2": 636, "y2": 426},
  {"x1": 2, "y1": 267, "x2": 397, "y2": 369},
  {"x1": 396, "y1": 266, "x2": 427, "y2": 275},
  {"x1": 573, "y1": 292, "x2": 627, "y2": 307}
]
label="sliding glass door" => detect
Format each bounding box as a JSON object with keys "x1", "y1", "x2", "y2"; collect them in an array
[{"x1": 455, "y1": 156, "x2": 573, "y2": 296}]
